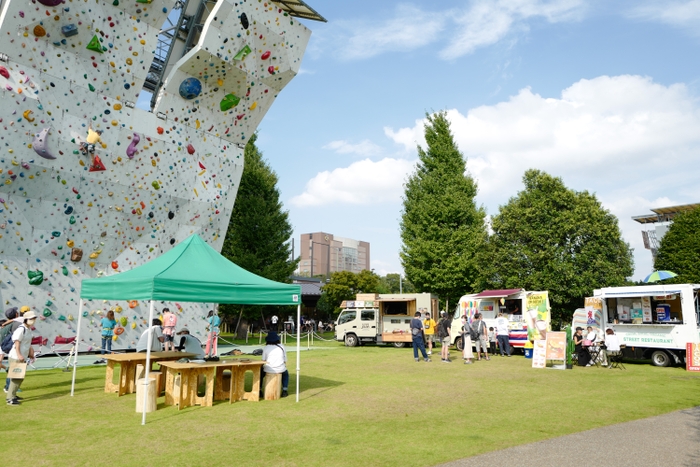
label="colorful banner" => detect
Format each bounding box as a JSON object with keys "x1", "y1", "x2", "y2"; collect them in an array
[
  {"x1": 532, "y1": 340, "x2": 547, "y2": 368},
  {"x1": 577, "y1": 297, "x2": 603, "y2": 337},
  {"x1": 525, "y1": 292, "x2": 550, "y2": 342},
  {"x1": 687, "y1": 343, "x2": 700, "y2": 372},
  {"x1": 459, "y1": 299, "x2": 479, "y2": 324},
  {"x1": 545, "y1": 332, "x2": 567, "y2": 361}
]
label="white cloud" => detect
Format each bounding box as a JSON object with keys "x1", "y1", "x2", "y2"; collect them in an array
[
  {"x1": 323, "y1": 139, "x2": 382, "y2": 157},
  {"x1": 385, "y1": 75, "x2": 700, "y2": 278},
  {"x1": 628, "y1": 0, "x2": 700, "y2": 32},
  {"x1": 315, "y1": 0, "x2": 585, "y2": 61},
  {"x1": 441, "y1": 0, "x2": 586, "y2": 59},
  {"x1": 290, "y1": 158, "x2": 416, "y2": 207}
]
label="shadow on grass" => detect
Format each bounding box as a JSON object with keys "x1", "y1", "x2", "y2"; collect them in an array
[
  {"x1": 683, "y1": 406, "x2": 700, "y2": 467},
  {"x1": 298, "y1": 375, "x2": 344, "y2": 399}
]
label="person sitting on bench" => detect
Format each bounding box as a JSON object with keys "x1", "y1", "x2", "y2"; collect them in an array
[{"x1": 260, "y1": 331, "x2": 288, "y2": 398}]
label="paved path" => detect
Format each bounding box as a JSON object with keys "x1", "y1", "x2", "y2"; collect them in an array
[{"x1": 437, "y1": 406, "x2": 700, "y2": 467}]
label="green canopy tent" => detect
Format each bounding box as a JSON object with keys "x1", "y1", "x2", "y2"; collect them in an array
[{"x1": 71, "y1": 234, "x2": 302, "y2": 424}]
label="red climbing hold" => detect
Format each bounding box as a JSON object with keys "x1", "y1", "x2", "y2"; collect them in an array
[
  {"x1": 157, "y1": 127, "x2": 164, "y2": 134},
  {"x1": 268, "y1": 65, "x2": 275, "y2": 74},
  {"x1": 89, "y1": 155, "x2": 106, "y2": 172},
  {"x1": 187, "y1": 144, "x2": 195, "y2": 155},
  {"x1": 198, "y1": 161, "x2": 206, "y2": 170},
  {"x1": 261, "y1": 50, "x2": 271, "y2": 60}
]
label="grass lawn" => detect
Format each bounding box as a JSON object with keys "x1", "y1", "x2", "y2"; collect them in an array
[{"x1": 5, "y1": 344, "x2": 700, "y2": 467}]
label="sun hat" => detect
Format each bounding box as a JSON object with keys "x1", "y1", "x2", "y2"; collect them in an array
[
  {"x1": 4, "y1": 307, "x2": 18, "y2": 320},
  {"x1": 176, "y1": 327, "x2": 189, "y2": 334},
  {"x1": 23, "y1": 310, "x2": 38, "y2": 320},
  {"x1": 20, "y1": 305, "x2": 30, "y2": 314}
]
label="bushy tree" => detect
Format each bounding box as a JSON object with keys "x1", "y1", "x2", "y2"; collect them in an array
[
  {"x1": 320, "y1": 269, "x2": 381, "y2": 312},
  {"x1": 220, "y1": 134, "x2": 298, "y2": 323},
  {"x1": 479, "y1": 169, "x2": 633, "y2": 326},
  {"x1": 654, "y1": 206, "x2": 700, "y2": 283},
  {"x1": 400, "y1": 111, "x2": 487, "y2": 308},
  {"x1": 377, "y1": 273, "x2": 416, "y2": 294}
]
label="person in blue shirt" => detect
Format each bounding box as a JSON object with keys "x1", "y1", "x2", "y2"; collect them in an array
[
  {"x1": 205, "y1": 310, "x2": 221, "y2": 358},
  {"x1": 98, "y1": 310, "x2": 117, "y2": 363}
]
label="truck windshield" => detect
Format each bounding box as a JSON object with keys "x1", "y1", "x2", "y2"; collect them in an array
[{"x1": 338, "y1": 310, "x2": 356, "y2": 325}]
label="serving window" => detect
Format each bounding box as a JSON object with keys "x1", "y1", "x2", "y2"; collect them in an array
[{"x1": 606, "y1": 295, "x2": 684, "y2": 324}]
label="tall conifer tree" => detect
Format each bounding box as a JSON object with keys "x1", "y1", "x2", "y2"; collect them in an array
[{"x1": 400, "y1": 112, "x2": 487, "y2": 308}]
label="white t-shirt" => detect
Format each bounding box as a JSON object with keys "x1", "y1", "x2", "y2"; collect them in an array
[
  {"x1": 586, "y1": 331, "x2": 597, "y2": 342},
  {"x1": 136, "y1": 326, "x2": 163, "y2": 352},
  {"x1": 495, "y1": 317, "x2": 509, "y2": 336},
  {"x1": 271, "y1": 315, "x2": 279, "y2": 324},
  {"x1": 9, "y1": 324, "x2": 32, "y2": 360},
  {"x1": 178, "y1": 335, "x2": 205, "y2": 358},
  {"x1": 262, "y1": 344, "x2": 287, "y2": 373},
  {"x1": 605, "y1": 334, "x2": 620, "y2": 352}
]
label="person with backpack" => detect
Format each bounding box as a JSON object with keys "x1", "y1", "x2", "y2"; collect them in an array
[
  {"x1": 6, "y1": 310, "x2": 37, "y2": 405},
  {"x1": 1, "y1": 307, "x2": 23, "y2": 392},
  {"x1": 437, "y1": 311, "x2": 452, "y2": 363},
  {"x1": 410, "y1": 312, "x2": 431, "y2": 363},
  {"x1": 471, "y1": 313, "x2": 490, "y2": 361},
  {"x1": 461, "y1": 315, "x2": 474, "y2": 364}
]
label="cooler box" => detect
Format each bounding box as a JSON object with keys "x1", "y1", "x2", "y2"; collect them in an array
[{"x1": 656, "y1": 304, "x2": 671, "y2": 322}]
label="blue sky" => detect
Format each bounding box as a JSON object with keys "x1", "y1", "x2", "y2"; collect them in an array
[{"x1": 253, "y1": 0, "x2": 700, "y2": 280}]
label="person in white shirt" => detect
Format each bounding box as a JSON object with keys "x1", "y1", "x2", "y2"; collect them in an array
[
  {"x1": 270, "y1": 314, "x2": 279, "y2": 332},
  {"x1": 604, "y1": 328, "x2": 621, "y2": 367},
  {"x1": 7, "y1": 310, "x2": 36, "y2": 405},
  {"x1": 136, "y1": 319, "x2": 164, "y2": 352},
  {"x1": 495, "y1": 313, "x2": 511, "y2": 357},
  {"x1": 174, "y1": 327, "x2": 205, "y2": 359},
  {"x1": 261, "y1": 331, "x2": 288, "y2": 397}
]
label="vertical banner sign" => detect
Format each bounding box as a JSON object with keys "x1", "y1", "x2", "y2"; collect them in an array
[
  {"x1": 460, "y1": 299, "x2": 479, "y2": 324},
  {"x1": 532, "y1": 340, "x2": 547, "y2": 368},
  {"x1": 581, "y1": 297, "x2": 603, "y2": 337},
  {"x1": 545, "y1": 332, "x2": 567, "y2": 361},
  {"x1": 687, "y1": 343, "x2": 700, "y2": 372},
  {"x1": 525, "y1": 292, "x2": 550, "y2": 342}
]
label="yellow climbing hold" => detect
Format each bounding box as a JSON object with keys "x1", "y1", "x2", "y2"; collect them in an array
[
  {"x1": 67, "y1": 240, "x2": 74, "y2": 248},
  {"x1": 249, "y1": 101, "x2": 257, "y2": 110},
  {"x1": 111, "y1": 120, "x2": 118, "y2": 126},
  {"x1": 23, "y1": 110, "x2": 35, "y2": 122},
  {"x1": 126, "y1": 58, "x2": 132, "y2": 65},
  {"x1": 113, "y1": 103, "x2": 122, "y2": 111}
]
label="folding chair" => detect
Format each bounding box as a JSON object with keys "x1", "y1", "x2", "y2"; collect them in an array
[
  {"x1": 51, "y1": 336, "x2": 76, "y2": 369},
  {"x1": 28, "y1": 336, "x2": 48, "y2": 369},
  {"x1": 608, "y1": 345, "x2": 626, "y2": 370}
]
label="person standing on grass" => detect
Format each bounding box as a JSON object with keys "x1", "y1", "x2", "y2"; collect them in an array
[
  {"x1": 205, "y1": 310, "x2": 221, "y2": 357},
  {"x1": 471, "y1": 313, "x2": 490, "y2": 360},
  {"x1": 98, "y1": 310, "x2": 117, "y2": 363},
  {"x1": 6, "y1": 310, "x2": 36, "y2": 406},
  {"x1": 488, "y1": 327, "x2": 497, "y2": 355},
  {"x1": 2, "y1": 307, "x2": 23, "y2": 392},
  {"x1": 161, "y1": 307, "x2": 178, "y2": 352},
  {"x1": 461, "y1": 315, "x2": 474, "y2": 364},
  {"x1": 495, "y1": 313, "x2": 511, "y2": 357},
  {"x1": 438, "y1": 311, "x2": 452, "y2": 363},
  {"x1": 410, "y1": 312, "x2": 431, "y2": 362},
  {"x1": 423, "y1": 311, "x2": 437, "y2": 356},
  {"x1": 271, "y1": 314, "x2": 279, "y2": 332}
]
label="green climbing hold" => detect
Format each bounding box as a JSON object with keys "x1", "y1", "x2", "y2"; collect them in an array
[
  {"x1": 233, "y1": 45, "x2": 251, "y2": 61},
  {"x1": 83, "y1": 311, "x2": 89, "y2": 317},
  {"x1": 88, "y1": 84, "x2": 95, "y2": 92},
  {"x1": 62, "y1": 266, "x2": 69, "y2": 276},
  {"x1": 27, "y1": 269, "x2": 44, "y2": 286},
  {"x1": 151, "y1": 181, "x2": 160, "y2": 190},
  {"x1": 46, "y1": 300, "x2": 53, "y2": 306},
  {"x1": 86, "y1": 35, "x2": 104, "y2": 54},
  {"x1": 112, "y1": 0, "x2": 119, "y2": 5},
  {"x1": 43, "y1": 308, "x2": 52, "y2": 317},
  {"x1": 58, "y1": 315, "x2": 66, "y2": 322},
  {"x1": 69, "y1": 216, "x2": 76, "y2": 224},
  {"x1": 220, "y1": 93, "x2": 240, "y2": 111},
  {"x1": 120, "y1": 316, "x2": 128, "y2": 326}
]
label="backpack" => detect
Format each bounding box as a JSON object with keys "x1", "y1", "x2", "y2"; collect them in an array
[
  {"x1": 469, "y1": 321, "x2": 481, "y2": 341},
  {"x1": 438, "y1": 319, "x2": 449, "y2": 339},
  {"x1": 1, "y1": 326, "x2": 21, "y2": 353}
]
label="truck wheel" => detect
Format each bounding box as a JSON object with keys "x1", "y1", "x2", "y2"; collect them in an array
[
  {"x1": 393, "y1": 342, "x2": 406, "y2": 348},
  {"x1": 345, "y1": 334, "x2": 358, "y2": 347},
  {"x1": 651, "y1": 350, "x2": 671, "y2": 367},
  {"x1": 455, "y1": 338, "x2": 464, "y2": 352}
]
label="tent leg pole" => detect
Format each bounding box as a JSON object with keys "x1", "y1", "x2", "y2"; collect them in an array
[
  {"x1": 142, "y1": 300, "x2": 156, "y2": 426},
  {"x1": 296, "y1": 304, "x2": 300, "y2": 403},
  {"x1": 70, "y1": 300, "x2": 85, "y2": 396}
]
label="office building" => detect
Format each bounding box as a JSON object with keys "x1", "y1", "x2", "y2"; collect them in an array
[{"x1": 298, "y1": 232, "x2": 370, "y2": 277}]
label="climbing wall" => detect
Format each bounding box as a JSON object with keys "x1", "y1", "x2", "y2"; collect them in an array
[{"x1": 0, "y1": 0, "x2": 312, "y2": 350}]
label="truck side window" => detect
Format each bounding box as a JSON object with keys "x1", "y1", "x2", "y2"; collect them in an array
[
  {"x1": 338, "y1": 311, "x2": 356, "y2": 325},
  {"x1": 361, "y1": 310, "x2": 375, "y2": 321}
]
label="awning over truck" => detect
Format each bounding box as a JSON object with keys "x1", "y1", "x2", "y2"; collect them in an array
[
  {"x1": 376, "y1": 298, "x2": 417, "y2": 302},
  {"x1": 473, "y1": 289, "x2": 523, "y2": 299}
]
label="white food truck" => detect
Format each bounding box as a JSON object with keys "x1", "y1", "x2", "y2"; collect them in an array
[
  {"x1": 577, "y1": 284, "x2": 700, "y2": 367},
  {"x1": 449, "y1": 289, "x2": 551, "y2": 352},
  {"x1": 335, "y1": 293, "x2": 438, "y2": 347}
]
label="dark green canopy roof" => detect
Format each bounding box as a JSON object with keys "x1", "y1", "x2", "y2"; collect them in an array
[{"x1": 80, "y1": 234, "x2": 301, "y2": 305}]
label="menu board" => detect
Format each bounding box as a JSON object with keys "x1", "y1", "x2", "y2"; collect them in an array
[
  {"x1": 642, "y1": 297, "x2": 652, "y2": 323},
  {"x1": 545, "y1": 332, "x2": 567, "y2": 361},
  {"x1": 532, "y1": 340, "x2": 546, "y2": 368}
]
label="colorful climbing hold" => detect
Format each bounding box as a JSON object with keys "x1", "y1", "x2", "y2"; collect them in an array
[
  {"x1": 179, "y1": 77, "x2": 202, "y2": 100},
  {"x1": 187, "y1": 144, "x2": 195, "y2": 155},
  {"x1": 126, "y1": 133, "x2": 140, "y2": 159},
  {"x1": 32, "y1": 127, "x2": 57, "y2": 160},
  {"x1": 86, "y1": 35, "x2": 104, "y2": 54},
  {"x1": 261, "y1": 51, "x2": 271, "y2": 60},
  {"x1": 27, "y1": 270, "x2": 44, "y2": 286},
  {"x1": 220, "y1": 93, "x2": 240, "y2": 111},
  {"x1": 234, "y1": 45, "x2": 252, "y2": 61}
]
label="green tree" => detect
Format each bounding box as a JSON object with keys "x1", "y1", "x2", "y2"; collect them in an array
[
  {"x1": 320, "y1": 269, "x2": 381, "y2": 311},
  {"x1": 400, "y1": 111, "x2": 487, "y2": 308},
  {"x1": 654, "y1": 207, "x2": 700, "y2": 283},
  {"x1": 378, "y1": 273, "x2": 416, "y2": 294},
  {"x1": 479, "y1": 169, "x2": 633, "y2": 326},
  {"x1": 220, "y1": 134, "x2": 298, "y2": 322}
]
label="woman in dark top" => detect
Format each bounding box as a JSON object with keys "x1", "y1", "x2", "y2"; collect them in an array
[{"x1": 574, "y1": 327, "x2": 591, "y2": 366}]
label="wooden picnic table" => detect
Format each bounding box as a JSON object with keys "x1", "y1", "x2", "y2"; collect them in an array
[
  {"x1": 103, "y1": 352, "x2": 198, "y2": 396},
  {"x1": 159, "y1": 359, "x2": 266, "y2": 410}
]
